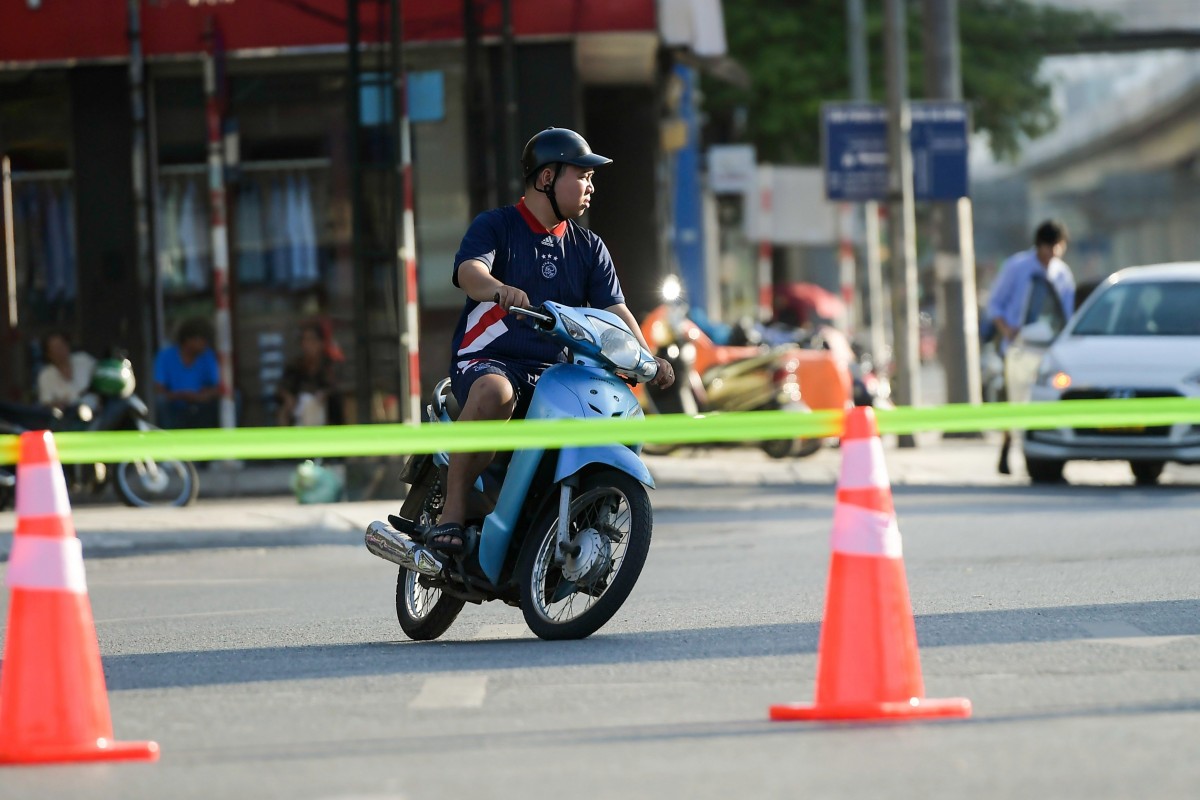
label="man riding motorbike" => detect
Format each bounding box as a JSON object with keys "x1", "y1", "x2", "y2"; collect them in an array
[{"x1": 429, "y1": 127, "x2": 674, "y2": 556}]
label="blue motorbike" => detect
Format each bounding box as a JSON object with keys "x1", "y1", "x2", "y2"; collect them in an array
[{"x1": 365, "y1": 301, "x2": 661, "y2": 641}]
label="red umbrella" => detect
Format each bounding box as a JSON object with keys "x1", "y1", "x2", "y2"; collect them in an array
[{"x1": 770, "y1": 282, "x2": 846, "y2": 326}]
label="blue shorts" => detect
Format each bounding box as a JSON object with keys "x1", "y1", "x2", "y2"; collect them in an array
[{"x1": 450, "y1": 358, "x2": 543, "y2": 420}]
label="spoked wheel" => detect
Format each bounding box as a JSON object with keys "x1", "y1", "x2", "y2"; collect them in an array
[
  {"x1": 115, "y1": 459, "x2": 199, "y2": 507},
  {"x1": 394, "y1": 464, "x2": 465, "y2": 640},
  {"x1": 517, "y1": 469, "x2": 652, "y2": 640}
]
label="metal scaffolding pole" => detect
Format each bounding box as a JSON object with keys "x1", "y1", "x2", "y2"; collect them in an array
[{"x1": 885, "y1": 0, "x2": 921, "y2": 444}]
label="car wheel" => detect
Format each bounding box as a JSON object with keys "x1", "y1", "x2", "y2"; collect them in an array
[
  {"x1": 1026, "y1": 457, "x2": 1065, "y2": 484},
  {"x1": 1129, "y1": 460, "x2": 1165, "y2": 486}
]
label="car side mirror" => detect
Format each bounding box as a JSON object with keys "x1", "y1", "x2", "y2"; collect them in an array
[{"x1": 1018, "y1": 319, "x2": 1057, "y2": 347}]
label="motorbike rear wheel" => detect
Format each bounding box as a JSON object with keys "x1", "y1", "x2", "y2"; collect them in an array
[
  {"x1": 394, "y1": 462, "x2": 465, "y2": 640},
  {"x1": 760, "y1": 439, "x2": 797, "y2": 459},
  {"x1": 517, "y1": 469, "x2": 652, "y2": 641},
  {"x1": 115, "y1": 459, "x2": 199, "y2": 507}
]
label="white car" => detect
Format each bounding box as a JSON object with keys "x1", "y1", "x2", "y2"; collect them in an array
[{"x1": 1019, "y1": 262, "x2": 1200, "y2": 485}]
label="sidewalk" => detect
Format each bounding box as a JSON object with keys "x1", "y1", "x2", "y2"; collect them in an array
[
  {"x1": 192, "y1": 431, "x2": 1010, "y2": 500},
  {"x1": 2, "y1": 434, "x2": 1194, "y2": 562}
]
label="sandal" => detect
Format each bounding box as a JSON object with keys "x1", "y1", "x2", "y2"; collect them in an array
[{"x1": 427, "y1": 522, "x2": 473, "y2": 556}]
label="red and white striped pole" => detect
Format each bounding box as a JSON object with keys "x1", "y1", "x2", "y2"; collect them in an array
[
  {"x1": 756, "y1": 165, "x2": 773, "y2": 322},
  {"x1": 203, "y1": 19, "x2": 235, "y2": 430},
  {"x1": 398, "y1": 70, "x2": 421, "y2": 425},
  {"x1": 837, "y1": 202, "x2": 858, "y2": 337}
]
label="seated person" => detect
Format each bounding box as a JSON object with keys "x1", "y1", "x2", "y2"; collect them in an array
[
  {"x1": 276, "y1": 320, "x2": 344, "y2": 426},
  {"x1": 37, "y1": 331, "x2": 96, "y2": 410},
  {"x1": 154, "y1": 317, "x2": 220, "y2": 429}
]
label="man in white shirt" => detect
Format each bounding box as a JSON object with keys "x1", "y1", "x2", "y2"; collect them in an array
[{"x1": 37, "y1": 331, "x2": 95, "y2": 409}]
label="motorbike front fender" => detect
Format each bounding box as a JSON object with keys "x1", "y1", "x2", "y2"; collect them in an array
[{"x1": 554, "y1": 445, "x2": 655, "y2": 489}]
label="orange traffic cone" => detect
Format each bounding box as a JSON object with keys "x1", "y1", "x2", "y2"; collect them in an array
[
  {"x1": 770, "y1": 407, "x2": 971, "y2": 722},
  {"x1": 0, "y1": 430, "x2": 159, "y2": 764}
]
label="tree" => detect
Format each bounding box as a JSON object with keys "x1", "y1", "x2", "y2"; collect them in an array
[{"x1": 702, "y1": 0, "x2": 1115, "y2": 164}]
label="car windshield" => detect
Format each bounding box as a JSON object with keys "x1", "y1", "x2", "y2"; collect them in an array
[{"x1": 1072, "y1": 280, "x2": 1200, "y2": 336}]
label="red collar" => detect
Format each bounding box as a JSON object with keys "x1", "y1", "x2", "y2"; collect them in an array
[{"x1": 517, "y1": 198, "x2": 567, "y2": 237}]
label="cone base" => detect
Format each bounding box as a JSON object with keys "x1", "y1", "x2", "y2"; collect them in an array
[
  {"x1": 0, "y1": 738, "x2": 159, "y2": 765},
  {"x1": 769, "y1": 697, "x2": 971, "y2": 722}
]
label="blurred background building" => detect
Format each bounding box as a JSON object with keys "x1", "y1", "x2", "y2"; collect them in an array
[
  {"x1": 972, "y1": 0, "x2": 1200, "y2": 297},
  {"x1": 0, "y1": 0, "x2": 727, "y2": 424},
  {"x1": 2, "y1": 0, "x2": 1198, "y2": 423}
]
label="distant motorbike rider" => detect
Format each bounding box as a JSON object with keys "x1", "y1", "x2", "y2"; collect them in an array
[{"x1": 428, "y1": 127, "x2": 674, "y2": 555}]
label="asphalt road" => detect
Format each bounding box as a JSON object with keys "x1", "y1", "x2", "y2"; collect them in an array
[{"x1": 2, "y1": 464, "x2": 1199, "y2": 800}]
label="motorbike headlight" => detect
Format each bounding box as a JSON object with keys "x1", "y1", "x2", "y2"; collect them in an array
[
  {"x1": 598, "y1": 326, "x2": 643, "y2": 370},
  {"x1": 562, "y1": 315, "x2": 597, "y2": 345}
]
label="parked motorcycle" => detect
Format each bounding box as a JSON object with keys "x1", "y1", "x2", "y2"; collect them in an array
[
  {"x1": 365, "y1": 301, "x2": 660, "y2": 641},
  {"x1": 0, "y1": 357, "x2": 200, "y2": 507},
  {"x1": 637, "y1": 276, "x2": 823, "y2": 458},
  {"x1": 730, "y1": 316, "x2": 892, "y2": 411},
  {"x1": 0, "y1": 419, "x2": 17, "y2": 511}
]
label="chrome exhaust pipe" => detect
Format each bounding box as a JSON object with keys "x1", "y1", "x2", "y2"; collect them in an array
[{"x1": 364, "y1": 520, "x2": 445, "y2": 577}]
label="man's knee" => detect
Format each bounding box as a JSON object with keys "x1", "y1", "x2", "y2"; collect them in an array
[{"x1": 465, "y1": 374, "x2": 517, "y2": 418}]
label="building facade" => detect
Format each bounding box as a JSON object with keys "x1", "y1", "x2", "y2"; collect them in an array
[{"x1": 1, "y1": 0, "x2": 725, "y2": 423}]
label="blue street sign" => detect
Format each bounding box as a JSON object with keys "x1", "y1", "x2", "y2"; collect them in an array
[
  {"x1": 910, "y1": 101, "x2": 969, "y2": 201},
  {"x1": 822, "y1": 101, "x2": 969, "y2": 202},
  {"x1": 822, "y1": 103, "x2": 889, "y2": 202}
]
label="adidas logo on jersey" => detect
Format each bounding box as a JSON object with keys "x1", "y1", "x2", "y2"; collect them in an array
[{"x1": 540, "y1": 235, "x2": 557, "y2": 247}]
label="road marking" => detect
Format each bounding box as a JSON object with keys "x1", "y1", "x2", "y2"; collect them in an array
[
  {"x1": 96, "y1": 608, "x2": 287, "y2": 624},
  {"x1": 408, "y1": 675, "x2": 488, "y2": 710},
  {"x1": 90, "y1": 577, "x2": 288, "y2": 586},
  {"x1": 473, "y1": 623, "x2": 530, "y2": 640},
  {"x1": 1079, "y1": 621, "x2": 1194, "y2": 648}
]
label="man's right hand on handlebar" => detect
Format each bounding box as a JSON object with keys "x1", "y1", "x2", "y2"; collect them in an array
[{"x1": 492, "y1": 285, "x2": 530, "y2": 312}]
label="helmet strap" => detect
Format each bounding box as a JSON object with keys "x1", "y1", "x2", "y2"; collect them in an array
[{"x1": 534, "y1": 163, "x2": 567, "y2": 222}]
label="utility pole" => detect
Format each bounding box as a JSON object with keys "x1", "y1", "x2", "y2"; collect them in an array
[
  {"x1": 884, "y1": 0, "x2": 921, "y2": 442},
  {"x1": 500, "y1": 0, "x2": 521, "y2": 202},
  {"x1": 923, "y1": 0, "x2": 982, "y2": 411},
  {"x1": 128, "y1": 0, "x2": 159, "y2": 387},
  {"x1": 846, "y1": 0, "x2": 888, "y2": 373}
]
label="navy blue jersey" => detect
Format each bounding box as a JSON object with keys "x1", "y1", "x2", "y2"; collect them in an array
[{"x1": 450, "y1": 199, "x2": 624, "y2": 370}]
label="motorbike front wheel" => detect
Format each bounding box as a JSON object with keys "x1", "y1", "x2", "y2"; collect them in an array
[
  {"x1": 394, "y1": 461, "x2": 465, "y2": 640},
  {"x1": 517, "y1": 469, "x2": 652, "y2": 641},
  {"x1": 114, "y1": 459, "x2": 199, "y2": 507}
]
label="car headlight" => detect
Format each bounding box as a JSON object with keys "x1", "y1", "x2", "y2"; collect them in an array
[{"x1": 1034, "y1": 354, "x2": 1071, "y2": 390}]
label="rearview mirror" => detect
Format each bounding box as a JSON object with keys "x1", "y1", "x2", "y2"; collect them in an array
[{"x1": 1018, "y1": 319, "x2": 1057, "y2": 347}]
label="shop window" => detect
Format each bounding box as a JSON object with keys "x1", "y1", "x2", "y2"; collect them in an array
[
  {"x1": 0, "y1": 70, "x2": 77, "y2": 403},
  {"x1": 151, "y1": 62, "x2": 353, "y2": 427}
]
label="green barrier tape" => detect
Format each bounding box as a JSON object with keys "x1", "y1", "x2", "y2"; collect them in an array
[{"x1": 0, "y1": 397, "x2": 1198, "y2": 465}]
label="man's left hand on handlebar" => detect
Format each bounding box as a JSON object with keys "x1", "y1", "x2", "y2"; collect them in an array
[{"x1": 650, "y1": 356, "x2": 675, "y2": 389}]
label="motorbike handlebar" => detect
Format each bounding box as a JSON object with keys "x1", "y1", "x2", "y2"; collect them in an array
[{"x1": 493, "y1": 292, "x2": 553, "y2": 328}]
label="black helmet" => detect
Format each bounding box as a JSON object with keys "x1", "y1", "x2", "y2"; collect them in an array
[{"x1": 520, "y1": 127, "x2": 612, "y2": 180}]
